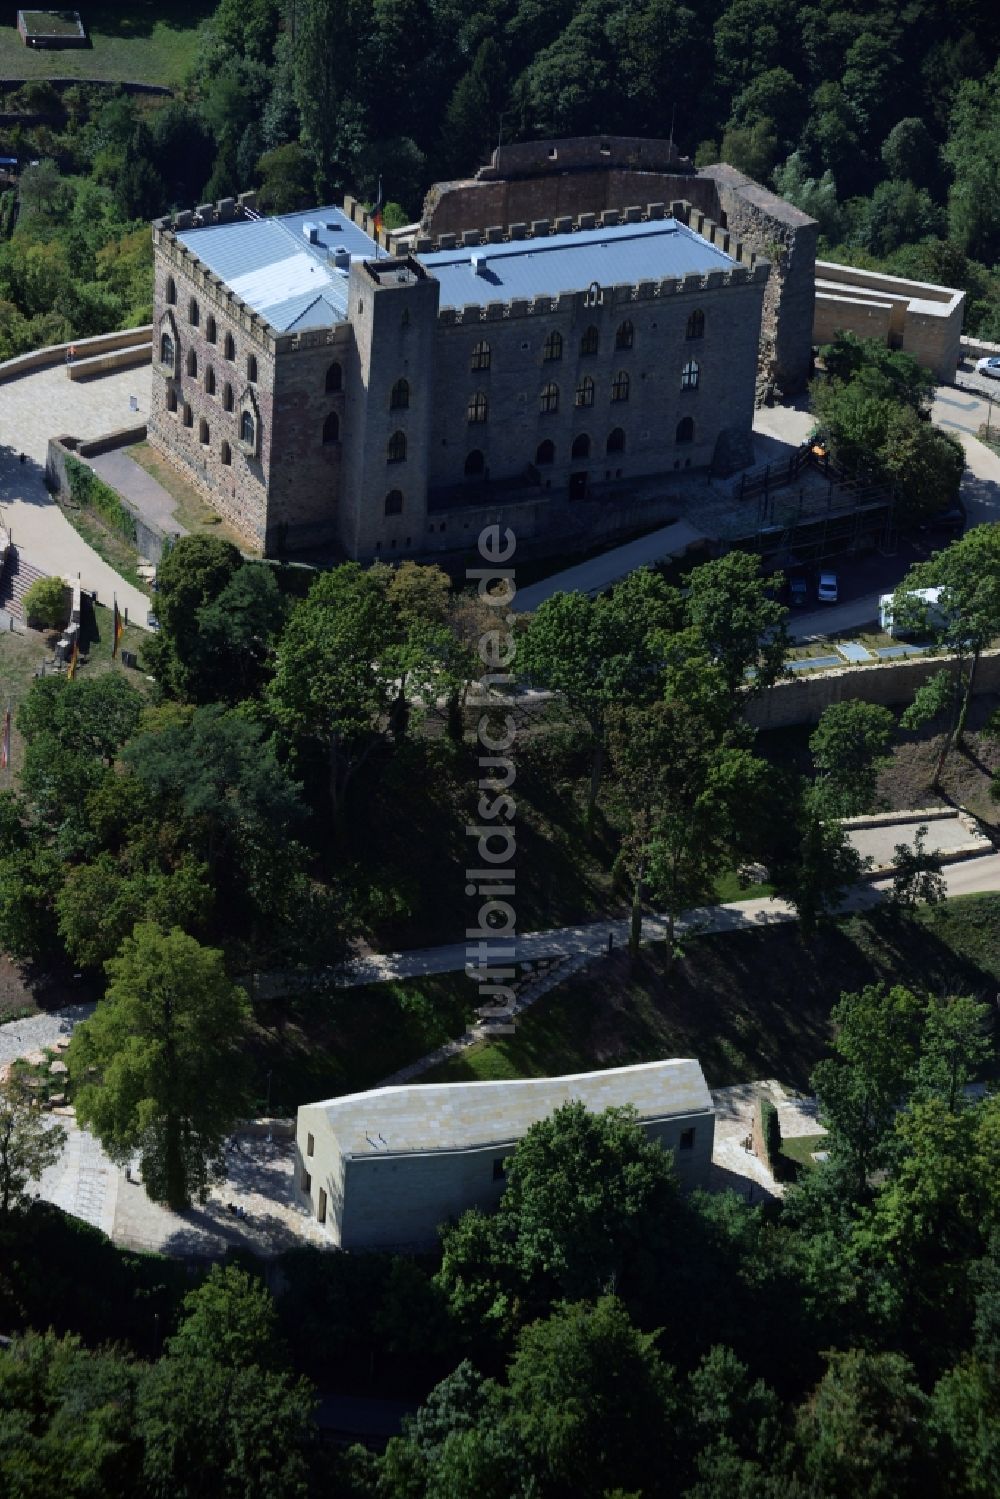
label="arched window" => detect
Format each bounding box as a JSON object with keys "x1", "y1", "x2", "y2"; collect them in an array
[
  {"x1": 199, "y1": 417, "x2": 209, "y2": 446},
  {"x1": 464, "y1": 449, "x2": 485, "y2": 477},
  {"x1": 467, "y1": 391, "x2": 488, "y2": 423},
  {"x1": 384, "y1": 489, "x2": 403, "y2": 516},
  {"x1": 543, "y1": 330, "x2": 563, "y2": 362},
  {"x1": 206, "y1": 316, "x2": 217, "y2": 344},
  {"x1": 326, "y1": 361, "x2": 342, "y2": 393},
  {"x1": 323, "y1": 411, "x2": 340, "y2": 445},
  {"x1": 611, "y1": 370, "x2": 630, "y2": 403},
  {"x1": 188, "y1": 298, "x2": 199, "y2": 327},
  {"x1": 580, "y1": 325, "x2": 599, "y2": 356},
  {"x1": 186, "y1": 349, "x2": 197, "y2": 378},
  {"x1": 221, "y1": 440, "x2": 232, "y2": 466},
  {"x1": 615, "y1": 319, "x2": 634, "y2": 350},
  {"x1": 387, "y1": 430, "x2": 406, "y2": 463},
  {"x1": 165, "y1": 276, "x2": 176, "y2": 306},
  {"x1": 535, "y1": 439, "x2": 555, "y2": 466},
  {"x1": 471, "y1": 339, "x2": 491, "y2": 372},
  {"x1": 607, "y1": 427, "x2": 625, "y2": 454},
  {"x1": 676, "y1": 416, "x2": 694, "y2": 444},
  {"x1": 205, "y1": 365, "x2": 216, "y2": 396},
  {"x1": 240, "y1": 410, "x2": 255, "y2": 446},
  {"x1": 246, "y1": 353, "x2": 258, "y2": 384},
  {"x1": 224, "y1": 332, "x2": 235, "y2": 361},
  {"x1": 681, "y1": 360, "x2": 700, "y2": 391},
  {"x1": 540, "y1": 382, "x2": 559, "y2": 414},
  {"x1": 159, "y1": 332, "x2": 174, "y2": 366},
  {"x1": 686, "y1": 309, "x2": 705, "y2": 340},
  {"x1": 183, "y1": 402, "x2": 193, "y2": 429},
  {"x1": 575, "y1": 375, "x2": 595, "y2": 408},
  {"x1": 390, "y1": 377, "x2": 409, "y2": 410},
  {"x1": 223, "y1": 382, "x2": 234, "y2": 413},
  {"x1": 166, "y1": 385, "x2": 177, "y2": 413},
  {"x1": 572, "y1": 433, "x2": 591, "y2": 460}
]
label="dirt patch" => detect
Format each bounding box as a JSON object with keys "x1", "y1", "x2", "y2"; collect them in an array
[{"x1": 0, "y1": 953, "x2": 98, "y2": 1022}]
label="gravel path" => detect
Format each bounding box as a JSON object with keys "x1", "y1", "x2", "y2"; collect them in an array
[{"x1": 0, "y1": 1003, "x2": 94, "y2": 1067}]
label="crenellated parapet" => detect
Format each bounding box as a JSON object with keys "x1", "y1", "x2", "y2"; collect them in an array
[{"x1": 433, "y1": 260, "x2": 767, "y2": 327}]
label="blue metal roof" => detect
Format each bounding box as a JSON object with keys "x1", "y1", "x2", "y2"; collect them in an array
[
  {"x1": 418, "y1": 219, "x2": 736, "y2": 309},
  {"x1": 175, "y1": 206, "x2": 378, "y2": 332}
]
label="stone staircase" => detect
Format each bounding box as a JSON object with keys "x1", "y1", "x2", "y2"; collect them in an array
[{"x1": 0, "y1": 546, "x2": 48, "y2": 618}]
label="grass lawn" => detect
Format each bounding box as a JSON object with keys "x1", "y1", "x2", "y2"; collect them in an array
[
  {"x1": 127, "y1": 441, "x2": 248, "y2": 551},
  {"x1": 418, "y1": 895, "x2": 1000, "y2": 1090},
  {"x1": 245, "y1": 972, "x2": 478, "y2": 1113},
  {"x1": 779, "y1": 1133, "x2": 828, "y2": 1176},
  {"x1": 0, "y1": 2, "x2": 214, "y2": 86}
]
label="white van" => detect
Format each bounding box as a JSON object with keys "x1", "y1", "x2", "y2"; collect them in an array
[{"x1": 878, "y1": 586, "x2": 946, "y2": 639}]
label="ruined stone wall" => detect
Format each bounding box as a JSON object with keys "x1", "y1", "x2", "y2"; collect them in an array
[{"x1": 695, "y1": 165, "x2": 817, "y2": 397}]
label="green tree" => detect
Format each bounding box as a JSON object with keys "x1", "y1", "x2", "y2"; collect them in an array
[
  {"x1": 0, "y1": 1076, "x2": 66, "y2": 1216},
  {"x1": 796, "y1": 1349, "x2": 930, "y2": 1499},
  {"x1": 55, "y1": 853, "x2": 211, "y2": 971},
  {"x1": 889, "y1": 825, "x2": 946, "y2": 912},
  {"x1": 186, "y1": 564, "x2": 287, "y2": 706},
  {"x1": 68, "y1": 924, "x2": 252, "y2": 1209},
  {"x1": 166, "y1": 1264, "x2": 280, "y2": 1370},
  {"x1": 896, "y1": 527, "x2": 1000, "y2": 773},
  {"x1": 142, "y1": 535, "x2": 243, "y2": 701},
  {"x1": 882, "y1": 117, "x2": 943, "y2": 194},
  {"x1": 255, "y1": 142, "x2": 315, "y2": 213},
  {"x1": 503, "y1": 1296, "x2": 678, "y2": 1498},
  {"x1": 0, "y1": 1331, "x2": 143, "y2": 1497},
  {"x1": 267, "y1": 562, "x2": 397, "y2": 825},
  {"x1": 0, "y1": 844, "x2": 64, "y2": 961},
  {"x1": 809, "y1": 699, "x2": 894, "y2": 816},
  {"x1": 684, "y1": 551, "x2": 789, "y2": 704},
  {"x1": 519, "y1": 569, "x2": 678, "y2": 824},
  {"x1": 912, "y1": 994, "x2": 993, "y2": 1113},
  {"x1": 610, "y1": 699, "x2": 768, "y2": 956},
  {"x1": 21, "y1": 576, "x2": 68, "y2": 631},
  {"x1": 438, "y1": 1102, "x2": 679, "y2": 1341},
  {"x1": 137, "y1": 1356, "x2": 316, "y2": 1499},
  {"x1": 811, "y1": 983, "x2": 923, "y2": 1193}
]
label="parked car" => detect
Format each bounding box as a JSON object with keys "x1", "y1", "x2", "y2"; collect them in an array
[
  {"x1": 789, "y1": 575, "x2": 809, "y2": 607},
  {"x1": 817, "y1": 571, "x2": 839, "y2": 604},
  {"x1": 146, "y1": 611, "x2": 160, "y2": 631},
  {"x1": 976, "y1": 356, "x2": 1000, "y2": 380}
]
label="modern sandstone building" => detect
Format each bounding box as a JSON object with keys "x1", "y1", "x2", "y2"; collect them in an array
[
  {"x1": 149, "y1": 143, "x2": 786, "y2": 561},
  {"x1": 295, "y1": 1059, "x2": 716, "y2": 1251}
]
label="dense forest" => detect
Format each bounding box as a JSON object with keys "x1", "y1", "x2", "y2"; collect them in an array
[{"x1": 1, "y1": 0, "x2": 1000, "y2": 363}]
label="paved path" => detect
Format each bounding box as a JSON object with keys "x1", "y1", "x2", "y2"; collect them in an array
[
  {"x1": 513, "y1": 518, "x2": 705, "y2": 613},
  {"x1": 326, "y1": 853, "x2": 1000, "y2": 989},
  {"x1": 89, "y1": 448, "x2": 187, "y2": 539},
  {"x1": 0, "y1": 362, "x2": 152, "y2": 625}
]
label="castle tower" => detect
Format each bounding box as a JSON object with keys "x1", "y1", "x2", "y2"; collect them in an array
[{"x1": 340, "y1": 256, "x2": 440, "y2": 559}]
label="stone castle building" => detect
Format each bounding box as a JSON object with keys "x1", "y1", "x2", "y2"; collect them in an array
[{"x1": 148, "y1": 138, "x2": 809, "y2": 562}]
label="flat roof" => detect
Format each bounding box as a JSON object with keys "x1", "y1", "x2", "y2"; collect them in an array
[
  {"x1": 175, "y1": 206, "x2": 379, "y2": 332},
  {"x1": 419, "y1": 218, "x2": 737, "y2": 310},
  {"x1": 308, "y1": 1059, "x2": 713, "y2": 1158}
]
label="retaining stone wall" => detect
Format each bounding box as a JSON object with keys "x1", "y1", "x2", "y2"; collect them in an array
[{"x1": 747, "y1": 648, "x2": 1000, "y2": 730}]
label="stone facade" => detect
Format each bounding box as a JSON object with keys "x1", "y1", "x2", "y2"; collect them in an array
[
  {"x1": 412, "y1": 141, "x2": 818, "y2": 396},
  {"x1": 150, "y1": 167, "x2": 769, "y2": 562},
  {"x1": 296, "y1": 1061, "x2": 716, "y2": 1251}
]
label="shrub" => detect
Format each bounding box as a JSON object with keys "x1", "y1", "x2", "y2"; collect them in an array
[
  {"x1": 63, "y1": 455, "x2": 137, "y2": 545},
  {"x1": 759, "y1": 1097, "x2": 785, "y2": 1178},
  {"x1": 22, "y1": 575, "x2": 68, "y2": 630}
]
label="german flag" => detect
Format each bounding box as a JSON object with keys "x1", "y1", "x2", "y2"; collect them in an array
[
  {"x1": 0, "y1": 704, "x2": 10, "y2": 772},
  {"x1": 372, "y1": 177, "x2": 384, "y2": 236},
  {"x1": 112, "y1": 596, "x2": 124, "y2": 659},
  {"x1": 67, "y1": 636, "x2": 79, "y2": 681}
]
